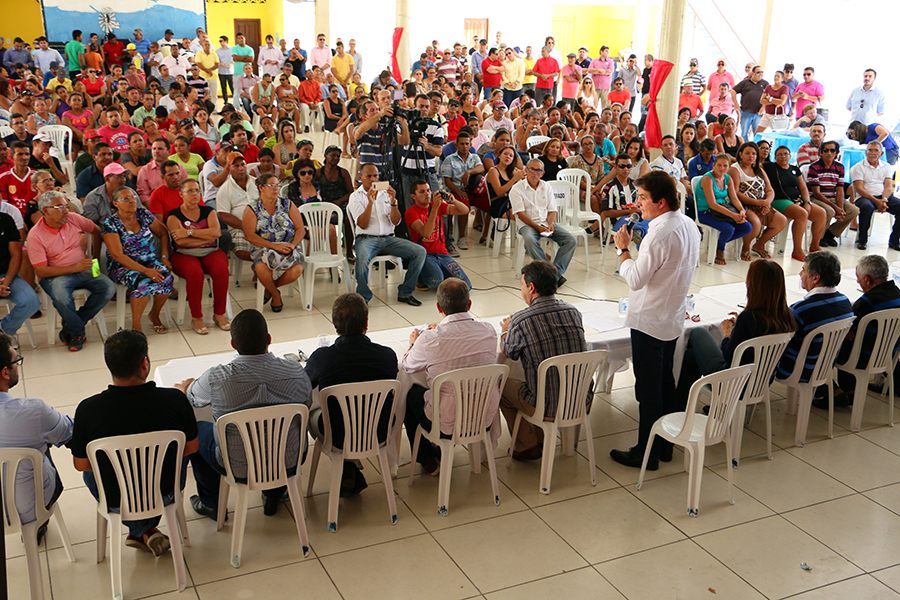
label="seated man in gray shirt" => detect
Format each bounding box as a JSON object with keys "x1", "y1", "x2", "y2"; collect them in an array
[{"x1": 177, "y1": 309, "x2": 312, "y2": 520}]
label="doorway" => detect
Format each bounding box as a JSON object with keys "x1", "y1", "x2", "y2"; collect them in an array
[
  {"x1": 464, "y1": 18, "x2": 488, "y2": 50},
  {"x1": 234, "y1": 19, "x2": 261, "y2": 74}
]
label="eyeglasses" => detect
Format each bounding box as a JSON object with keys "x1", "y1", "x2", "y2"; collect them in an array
[
  {"x1": 617, "y1": 164, "x2": 632, "y2": 169},
  {"x1": 526, "y1": 167, "x2": 544, "y2": 173},
  {"x1": 48, "y1": 204, "x2": 69, "y2": 211},
  {"x1": 261, "y1": 183, "x2": 280, "y2": 188},
  {"x1": 297, "y1": 169, "x2": 314, "y2": 176},
  {"x1": 7, "y1": 355, "x2": 23, "y2": 367},
  {"x1": 821, "y1": 148, "x2": 838, "y2": 153}
]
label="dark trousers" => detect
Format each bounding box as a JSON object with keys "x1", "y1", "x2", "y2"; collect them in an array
[
  {"x1": 632, "y1": 329, "x2": 678, "y2": 461},
  {"x1": 218, "y1": 74, "x2": 235, "y2": 102},
  {"x1": 676, "y1": 327, "x2": 728, "y2": 408},
  {"x1": 855, "y1": 194, "x2": 900, "y2": 246}
]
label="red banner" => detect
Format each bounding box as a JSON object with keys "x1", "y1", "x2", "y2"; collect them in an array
[
  {"x1": 645, "y1": 59, "x2": 674, "y2": 149},
  {"x1": 391, "y1": 27, "x2": 404, "y2": 83}
]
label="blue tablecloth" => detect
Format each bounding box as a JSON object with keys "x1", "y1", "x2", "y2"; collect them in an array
[{"x1": 754, "y1": 131, "x2": 810, "y2": 157}]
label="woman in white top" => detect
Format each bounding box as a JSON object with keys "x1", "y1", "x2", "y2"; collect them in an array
[
  {"x1": 728, "y1": 141, "x2": 786, "y2": 261},
  {"x1": 577, "y1": 77, "x2": 599, "y2": 108},
  {"x1": 193, "y1": 107, "x2": 220, "y2": 148}
]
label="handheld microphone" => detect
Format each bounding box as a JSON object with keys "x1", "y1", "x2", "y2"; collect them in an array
[{"x1": 624, "y1": 212, "x2": 641, "y2": 232}]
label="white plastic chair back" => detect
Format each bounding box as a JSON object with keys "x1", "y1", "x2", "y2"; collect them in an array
[
  {"x1": 800, "y1": 164, "x2": 810, "y2": 179},
  {"x1": 731, "y1": 333, "x2": 794, "y2": 405},
  {"x1": 535, "y1": 350, "x2": 607, "y2": 429},
  {"x1": 696, "y1": 367, "x2": 753, "y2": 445},
  {"x1": 690, "y1": 175, "x2": 704, "y2": 222},
  {"x1": 778, "y1": 317, "x2": 855, "y2": 389},
  {"x1": 347, "y1": 206, "x2": 403, "y2": 289},
  {"x1": 37, "y1": 124, "x2": 72, "y2": 158},
  {"x1": 431, "y1": 364, "x2": 510, "y2": 446},
  {"x1": 0, "y1": 125, "x2": 13, "y2": 139},
  {"x1": 216, "y1": 404, "x2": 309, "y2": 492},
  {"x1": 479, "y1": 129, "x2": 495, "y2": 140},
  {"x1": 546, "y1": 180, "x2": 577, "y2": 226},
  {"x1": 319, "y1": 379, "x2": 400, "y2": 459},
  {"x1": 299, "y1": 202, "x2": 343, "y2": 256},
  {"x1": 527, "y1": 135, "x2": 550, "y2": 150},
  {"x1": 87, "y1": 431, "x2": 185, "y2": 521},
  {"x1": 557, "y1": 168, "x2": 590, "y2": 208}
]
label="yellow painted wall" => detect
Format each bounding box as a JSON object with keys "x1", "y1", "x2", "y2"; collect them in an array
[
  {"x1": 1, "y1": 2, "x2": 45, "y2": 49},
  {"x1": 552, "y1": 4, "x2": 647, "y2": 59},
  {"x1": 205, "y1": 1, "x2": 284, "y2": 43}
]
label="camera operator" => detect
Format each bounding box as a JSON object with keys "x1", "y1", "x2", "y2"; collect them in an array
[
  {"x1": 354, "y1": 90, "x2": 410, "y2": 179},
  {"x1": 399, "y1": 93, "x2": 446, "y2": 245}
]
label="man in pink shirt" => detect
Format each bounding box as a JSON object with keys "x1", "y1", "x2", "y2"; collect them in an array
[
  {"x1": 137, "y1": 139, "x2": 187, "y2": 206},
  {"x1": 98, "y1": 106, "x2": 143, "y2": 153},
  {"x1": 560, "y1": 53, "x2": 582, "y2": 107},
  {"x1": 587, "y1": 45, "x2": 614, "y2": 107},
  {"x1": 28, "y1": 190, "x2": 115, "y2": 351},
  {"x1": 309, "y1": 33, "x2": 331, "y2": 75},
  {"x1": 792, "y1": 66, "x2": 825, "y2": 119},
  {"x1": 706, "y1": 59, "x2": 734, "y2": 95},
  {"x1": 707, "y1": 82, "x2": 736, "y2": 121}
]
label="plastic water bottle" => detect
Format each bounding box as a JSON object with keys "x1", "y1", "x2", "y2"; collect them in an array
[
  {"x1": 685, "y1": 294, "x2": 695, "y2": 312},
  {"x1": 618, "y1": 297, "x2": 628, "y2": 316}
]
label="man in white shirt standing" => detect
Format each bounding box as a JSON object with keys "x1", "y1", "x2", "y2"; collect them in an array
[
  {"x1": 851, "y1": 141, "x2": 900, "y2": 251},
  {"x1": 348, "y1": 39, "x2": 363, "y2": 79},
  {"x1": 610, "y1": 171, "x2": 700, "y2": 471},
  {"x1": 216, "y1": 36, "x2": 235, "y2": 105},
  {"x1": 160, "y1": 45, "x2": 190, "y2": 79},
  {"x1": 509, "y1": 159, "x2": 577, "y2": 287},
  {"x1": 401, "y1": 278, "x2": 499, "y2": 475},
  {"x1": 348, "y1": 163, "x2": 426, "y2": 306},
  {"x1": 258, "y1": 35, "x2": 284, "y2": 78},
  {"x1": 649, "y1": 135, "x2": 691, "y2": 192}
]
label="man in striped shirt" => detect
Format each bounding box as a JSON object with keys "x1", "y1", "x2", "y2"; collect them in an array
[
  {"x1": 807, "y1": 140, "x2": 859, "y2": 247},
  {"x1": 796, "y1": 123, "x2": 825, "y2": 167},
  {"x1": 500, "y1": 261, "x2": 588, "y2": 460},
  {"x1": 179, "y1": 309, "x2": 312, "y2": 520}
]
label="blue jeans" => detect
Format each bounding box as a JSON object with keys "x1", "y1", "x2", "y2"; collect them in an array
[
  {"x1": 0, "y1": 276, "x2": 40, "y2": 335},
  {"x1": 698, "y1": 211, "x2": 754, "y2": 251},
  {"x1": 39, "y1": 270, "x2": 116, "y2": 338},
  {"x1": 83, "y1": 465, "x2": 186, "y2": 538},
  {"x1": 354, "y1": 235, "x2": 426, "y2": 302},
  {"x1": 419, "y1": 253, "x2": 471, "y2": 289},
  {"x1": 237, "y1": 96, "x2": 253, "y2": 115},
  {"x1": 612, "y1": 216, "x2": 650, "y2": 246},
  {"x1": 856, "y1": 194, "x2": 900, "y2": 245},
  {"x1": 740, "y1": 111, "x2": 762, "y2": 141},
  {"x1": 518, "y1": 224, "x2": 577, "y2": 275},
  {"x1": 502, "y1": 88, "x2": 522, "y2": 108},
  {"x1": 189, "y1": 421, "x2": 296, "y2": 508},
  {"x1": 483, "y1": 86, "x2": 496, "y2": 100}
]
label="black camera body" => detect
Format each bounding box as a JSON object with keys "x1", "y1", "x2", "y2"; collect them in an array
[{"x1": 380, "y1": 101, "x2": 430, "y2": 139}]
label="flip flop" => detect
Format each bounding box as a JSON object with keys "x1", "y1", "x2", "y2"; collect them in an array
[
  {"x1": 740, "y1": 251, "x2": 752, "y2": 262},
  {"x1": 751, "y1": 244, "x2": 771, "y2": 259},
  {"x1": 791, "y1": 252, "x2": 806, "y2": 261},
  {"x1": 152, "y1": 324, "x2": 169, "y2": 334}
]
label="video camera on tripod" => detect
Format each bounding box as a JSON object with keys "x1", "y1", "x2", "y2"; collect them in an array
[{"x1": 380, "y1": 101, "x2": 430, "y2": 138}]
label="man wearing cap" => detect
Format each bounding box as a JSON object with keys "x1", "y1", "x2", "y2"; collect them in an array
[
  {"x1": 138, "y1": 139, "x2": 186, "y2": 207},
  {"x1": 28, "y1": 189, "x2": 115, "y2": 351},
  {"x1": 44, "y1": 66, "x2": 72, "y2": 99},
  {"x1": 125, "y1": 44, "x2": 142, "y2": 72},
  {"x1": 588, "y1": 46, "x2": 614, "y2": 107},
  {"x1": 33, "y1": 37, "x2": 64, "y2": 74},
  {"x1": 195, "y1": 39, "x2": 220, "y2": 107},
  {"x1": 678, "y1": 80, "x2": 704, "y2": 119},
  {"x1": 76, "y1": 142, "x2": 115, "y2": 201},
  {"x1": 29, "y1": 132, "x2": 67, "y2": 186},
  {"x1": 83, "y1": 163, "x2": 128, "y2": 226},
  {"x1": 160, "y1": 45, "x2": 190, "y2": 79},
  {"x1": 483, "y1": 101, "x2": 513, "y2": 133},
  {"x1": 576, "y1": 47, "x2": 591, "y2": 70},
  {"x1": 64, "y1": 30, "x2": 86, "y2": 79},
  {"x1": 199, "y1": 142, "x2": 232, "y2": 208},
  {"x1": 682, "y1": 59, "x2": 705, "y2": 95},
  {"x1": 99, "y1": 107, "x2": 143, "y2": 153},
  {"x1": 156, "y1": 30, "x2": 177, "y2": 57},
  {"x1": 215, "y1": 152, "x2": 257, "y2": 265},
  {"x1": 444, "y1": 99, "x2": 466, "y2": 142}
]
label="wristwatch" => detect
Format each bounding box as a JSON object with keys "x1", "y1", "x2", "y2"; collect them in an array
[{"x1": 617, "y1": 248, "x2": 627, "y2": 256}]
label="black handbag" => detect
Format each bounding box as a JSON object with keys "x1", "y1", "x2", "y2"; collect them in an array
[{"x1": 709, "y1": 203, "x2": 741, "y2": 221}]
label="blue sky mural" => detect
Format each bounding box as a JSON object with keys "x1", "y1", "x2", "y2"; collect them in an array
[{"x1": 43, "y1": 0, "x2": 205, "y2": 44}]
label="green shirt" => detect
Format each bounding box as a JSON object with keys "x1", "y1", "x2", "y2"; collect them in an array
[
  {"x1": 170, "y1": 152, "x2": 205, "y2": 180},
  {"x1": 130, "y1": 106, "x2": 156, "y2": 128},
  {"x1": 64, "y1": 40, "x2": 85, "y2": 73},
  {"x1": 232, "y1": 45, "x2": 255, "y2": 63}
]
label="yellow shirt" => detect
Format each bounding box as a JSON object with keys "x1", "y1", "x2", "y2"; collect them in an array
[
  {"x1": 502, "y1": 58, "x2": 524, "y2": 91},
  {"x1": 522, "y1": 57, "x2": 536, "y2": 84},
  {"x1": 331, "y1": 53, "x2": 355, "y2": 83},
  {"x1": 48, "y1": 78, "x2": 74, "y2": 100},
  {"x1": 195, "y1": 50, "x2": 219, "y2": 81},
  {"x1": 349, "y1": 82, "x2": 368, "y2": 97}
]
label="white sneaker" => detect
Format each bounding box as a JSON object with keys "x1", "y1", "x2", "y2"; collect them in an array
[{"x1": 458, "y1": 237, "x2": 468, "y2": 250}]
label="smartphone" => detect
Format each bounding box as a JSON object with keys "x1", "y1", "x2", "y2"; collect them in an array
[{"x1": 373, "y1": 181, "x2": 390, "y2": 192}]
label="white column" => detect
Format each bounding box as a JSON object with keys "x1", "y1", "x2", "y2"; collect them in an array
[
  {"x1": 395, "y1": 0, "x2": 410, "y2": 79},
  {"x1": 653, "y1": 0, "x2": 686, "y2": 156},
  {"x1": 759, "y1": 0, "x2": 775, "y2": 71},
  {"x1": 315, "y1": 0, "x2": 330, "y2": 42},
  {"x1": 632, "y1": 0, "x2": 651, "y2": 59}
]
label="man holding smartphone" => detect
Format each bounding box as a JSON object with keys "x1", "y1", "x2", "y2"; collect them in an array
[{"x1": 349, "y1": 164, "x2": 426, "y2": 306}]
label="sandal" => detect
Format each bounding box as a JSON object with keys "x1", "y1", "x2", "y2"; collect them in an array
[
  {"x1": 715, "y1": 251, "x2": 726, "y2": 266},
  {"x1": 214, "y1": 317, "x2": 231, "y2": 331},
  {"x1": 479, "y1": 236, "x2": 488, "y2": 245},
  {"x1": 740, "y1": 250, "x2": 752, "y2": 262},
  {"x1": 193, "y1": 325, "x2": 209, "y2": 335},
  {"x1": 751, "y1": 243, "x2": 771, "y2": 259},
  {"x1": 791, "y1": 252, "x2": 806, "y2": 261},
  {"x1": 152, "y1": 324, "x2": 169, "y2": 334}
]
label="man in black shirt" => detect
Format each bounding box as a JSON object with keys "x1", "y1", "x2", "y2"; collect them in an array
[
  {"x1": 0, "y1": 208, "x2": 39, "y2": 339},
  {"x1": 305, "y1": 293, "x2": 398, "y2": 497},
  {"x1": 68, "y1": 330, "x2": 199, "y2": 556}
]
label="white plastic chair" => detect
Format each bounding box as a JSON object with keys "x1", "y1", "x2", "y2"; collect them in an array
[
  {"x1": 41, "y1": 288, "x2": 109, "y2": 346},
  {"x1": 834, "y1": 308, "x2": 900, "y2": 432},
  {"x1": 38, "y1": 124, "x2": 75, "y2": 183},
  {"x1": 229, "y1": 253, "x2": 249, "y2": 287},
  {"x1": 557, "y1": 168, "x2": 602, "y2": 227},
  {"x1": 347, "y1": 209, "x2": 404, "y2": 291},
  {"x1": 0, "y1": 298, "x2": 37, "y2": 348},
  {"x1": 547, "y1": 180, "x2": 590, "y2": 272},
  {"x1": 306, "y1": 379, "x2": 400, "y2": 532},
  {"x1": 87, "y1": 431, "x2": 190, "y2": 600},
  {"x1": 298, "y1": 202, "x2": 352, "y2": 311},
  {"x1": 513, "y1": 230, "x2": 554, "y2": 277},
  {"x1": 526, "y1": 135, "x2": 550, "y2": 152},
  {"x1": 636, "y1": 365, "x2": 753, "y2": 517},
  {"x1": 408, "y1": 364, "x2": 509, "y2": 515},
  {"x1": 479, "y1": 129, "x2": 495, "y2": 140},
  {"x1": 690, "y1": 175, "x2": 721, "y2": 265},
  {"x1": 775, "y1": 316, "x2": 855, "y2": 446},
  {"x1": 0, "y1": 125, "x2": 13, "y2": 138},
  {"x1": 215, "y1": 404, "x2": 311, "y2": 567},
  {"x1": 0, "y1": 448, "x2": 76, "y2": 600},
  {"x1": 175, "y1": 274, "x2": 233, "y2": 325},
  {"x1": 507, "y1": 350, "x2": 609, "y2": 494},
  {"x1": 114, "y1": 284, "x2": 174, "y2": 332},
  {"x1": 727, "y1": 332, "x2": 793, "y2": 465}
]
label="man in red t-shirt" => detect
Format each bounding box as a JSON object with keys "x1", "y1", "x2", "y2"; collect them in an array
[
  {"x1": 227, "y1": 125, "x2": 259, "y2": 163},
  {"x1": 444, "y1": 99, "x2": 466, "y2": 142},
  {"x1": 480, "y1": 48, "x2": 504, "y2": 98},
  {"x1": 677, "y1": 81, "x2": 703, "y2": 119},
  {"x1": 172, "y1": 119, "x2": 212, "y2": 161},
  {"x1": 149, "y1": 160, "x2": 200, "y2": 221},
  {"x1": 0, "y1": 142, "x2": 35, "y2": 215},
  {"x1": 102, "y1": 33, "x2": 126, "y2": 69},
  {"x1": 98, "y1": 106, "x2": 143, "y2": 152},
  {"x1": 404, "y1": 180, "x2": 471, "y2": 290},
  {"x1": 607, "y1": 77, "x2": 633, "y2": 108},
  {"x1": 532, "y1": 46, "x2": 560, "y2": 102}
]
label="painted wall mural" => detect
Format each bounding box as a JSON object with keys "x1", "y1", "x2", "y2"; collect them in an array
[{"x1": 43, "y1": 0, "x2": 206, "y2": 44}]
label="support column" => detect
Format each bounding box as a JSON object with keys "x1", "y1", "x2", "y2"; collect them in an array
[
  {"x1": 653, "y1": 0, "x2": 686, "y2": 156},
  {"x1": 632, "y1": 0, "x2": 651, "y2": 59},
  {"x1": 315, "y1": 0, "x2": 330, "y2": 42},
  {"x1": 758, "y1": 0, "x2": 775, "y2": 71},
  {"x1": 395, "y1": 0, "x2": 411, "y2": 79}
]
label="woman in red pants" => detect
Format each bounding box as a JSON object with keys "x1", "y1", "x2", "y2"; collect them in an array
[{"x1": 165, "y1": 179, "x2": 231, "y2": 335}]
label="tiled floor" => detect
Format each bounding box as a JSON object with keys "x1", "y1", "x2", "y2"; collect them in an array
[{"x1": 7, "y1": 137, "x2": 900, "y2": 599}]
